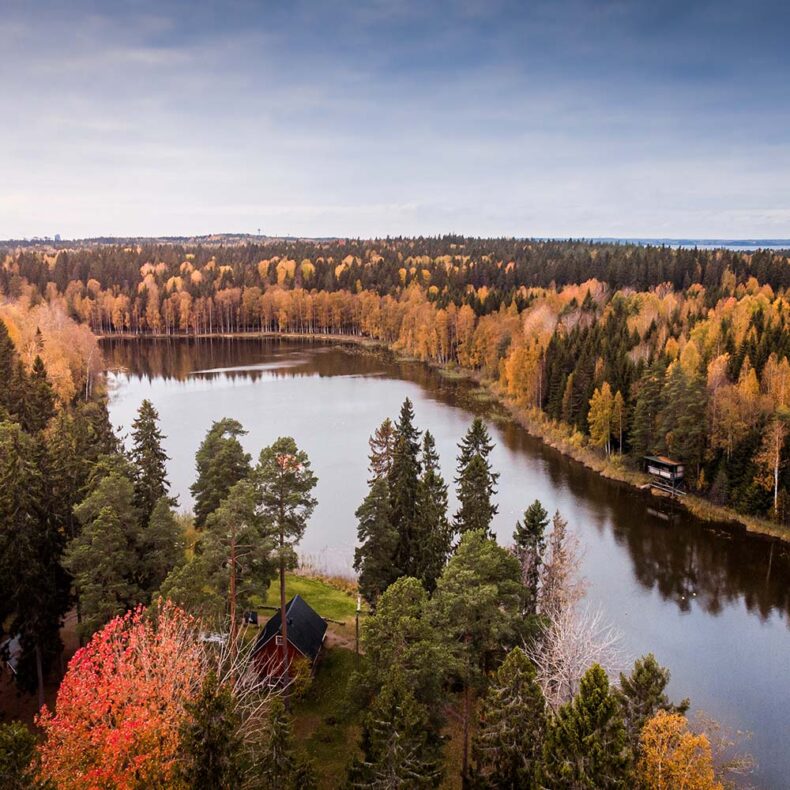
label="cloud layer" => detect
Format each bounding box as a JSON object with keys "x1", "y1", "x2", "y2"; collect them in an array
[{"x1": 2, "y1": 0, "x2": 789, "y2": 238}]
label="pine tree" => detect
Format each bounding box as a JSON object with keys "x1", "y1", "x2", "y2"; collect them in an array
[
  {"x1": 368, "y1": 417, "x2": 396, "y2": 482},
  {"x1": 130, "y1": 399, "x2": 171, "y2": 521},
  {"x1": 354, "y1": 477, "x2": 400, "y2": 604},
  {"x1": 347, "y1": 670, "x2": 443, "y2": 789},
  {"x1": 454, "y1": 419, "x2": 499, "y2": 536},
  {"x1": 389, "y1": 398, "x2": 422, "y2": 577},
  {"x1": 191, "y1": 418, "x2": 252, "y2": 528},
  {"x1": 139, "y1": 497, "x2": 184, "y2": 594},
  {"x1": 540, "y1": 663, "x2": 632, "y2": 789},
  {"x1": 413, "y1": 431, "x2": 451, "y2": 592},
  {"x1": 617, "y1": 654, "x2": 689, "y2": 752},
  {"x1": 0, "y1": 320, "x2": 24, "y2": 422},
  {"x1": 257, "y1": 698, "x2": 316, "y2": 789},
  {"x1": 179, "y1": 672, "x2": 244, "y2": 789},
  {"x1": 66, "y1": 473, "x2": 142, "y2": 638},
  {"x1": 513, "y1": 499, "x2": 549, "y2": 615},
  {"x1": 630, "y1": 359, "x2": 666, "y2": 457},
  {"x1": 470, "y1": 647, "x2": 547, "y2": 789}
]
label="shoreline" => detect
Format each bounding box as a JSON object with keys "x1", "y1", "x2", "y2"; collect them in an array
[{"x1": 98, "y1": 329, "x2": 790, "y2": 545}]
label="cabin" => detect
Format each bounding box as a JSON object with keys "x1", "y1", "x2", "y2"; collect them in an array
[
  {"x1": 644, "y1": 455, "x2": 685, "y2": 494},
  {"x1": 252, "y1": 595, "x2": 327, "y2": 682}
]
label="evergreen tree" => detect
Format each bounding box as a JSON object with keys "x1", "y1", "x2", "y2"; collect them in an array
[
  {"x1": 191, "y1": 418, "x2": 252, "y2": 528},
  {"x1": 368, "y1": 417, "x2": 396, "y2": 482},
  {"x1": 257, "y1": 437, "x2": 317, "y2": 680},
  {"x1": 23, "y1": 356, "x2": 55, "y2": 433},
  {"x1": 130, "y1": 399, "x2": 172, "y2": 521},
  {"x1": 630, "y1": 359, "x2": 666, "y2": 457},
  {"x1": 0, "y1": 721, "x2": 40, "y2": 790},
  {"x1": 0, "y1": 320, "x2": 24, "y2": 422},
  {"x1": 179, "y1": 672, "x2": 244, "y2": 789},
  {"x1": 454, "y1": 419, "x2": 499, "y2": 536},
  {"x1": 257, "y1": 698, "x2": 316, "y2": 790},
  {"x1": 413, "y1": 431, "x2": 451, "y2": 592},
  {"x1": 617, "y1": 654, "x2": 689, "y2": 752},
  {"x1": 354, "y1": 477, "x2": 400, "y2": 604},
  {"x1": 540, "y1": 664, "x2": 633, "y2": 789},
  {"x1": 432, "y1": 531, "x2": 522, "y2": 784},
  {"x1": 66, "y1": 473, "x2": 142, "y2": 638},
  {"x1": 140, "y1": 497, "x2": 184, "y2": 594},
  {"x1": 470, "y1": 647, "x2": 547, "y2": 789},
  {"x1": 389, "y1": 398, "x2": 422, "y2": 577},
  {"x1": 513, "y1": 499, "x2": 549, "y2": 615},
  {"x1": 347, "y1": 670, "x2": 443, "y2": 789},
  {"x1": 0, "y1": 422, "x2": 69, "y2": 705},
  {"x1": 354, "y1": 577, "x2": 449, "y2": 732}
]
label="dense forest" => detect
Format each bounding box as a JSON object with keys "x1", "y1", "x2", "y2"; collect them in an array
[
  {"x1": 0, "y1": 304, "x2": 740, "y2": 786},
  {"x1": 2, "y1": 237, "x2": 789, "y2": 525}
]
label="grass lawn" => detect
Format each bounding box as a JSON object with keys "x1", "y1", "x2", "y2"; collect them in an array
[
  {"x1": 292, "y1": 645, "x2": 361, "y2": 788},
  {"x1": 284, "y1": 573, "x2": 359, "y2": 623}
]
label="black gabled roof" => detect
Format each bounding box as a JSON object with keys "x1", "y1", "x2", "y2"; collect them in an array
[{"x1": 253, "y1": 595, "x2": 327, "y2": 662}]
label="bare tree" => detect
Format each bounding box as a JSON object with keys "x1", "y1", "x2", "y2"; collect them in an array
[
  {"x1": 692, "y1": 711, "x2": 756, "y2": 788},
  {"x1": 528, "y1": 604, "x2": 627, "y2": 713},
  {"x1": 538, "y1": 511, "x2": 586, "y2": 618}
]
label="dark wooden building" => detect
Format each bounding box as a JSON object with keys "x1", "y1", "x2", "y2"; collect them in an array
[
  {"x1": 252, "y1": 595, "x2": 327, "y2": 682},
  {"x1": 644, "y1": 455, "x2": 685, "y2": 494}
]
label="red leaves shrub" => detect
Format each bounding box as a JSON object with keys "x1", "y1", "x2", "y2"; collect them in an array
[{"x1": 37, "y1": 601, "x2": 206, "y2": 789}]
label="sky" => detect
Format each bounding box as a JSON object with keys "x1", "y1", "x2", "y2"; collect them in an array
[{"x1": 1, "y1": 0, "x2": 789, "y2": 239}]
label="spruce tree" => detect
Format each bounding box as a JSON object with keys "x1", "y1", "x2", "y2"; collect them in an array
[
  {"x1": 630, "y1": 359, "x2": 666, "y2": 457},
  {"x1": 454, "y1": 419, "x2": 499, "y2": 536},
  {"x1": 191, "y1": 418, "x2": 252, "y2": 528},
  {"x1": 179, "y1": 672, "x2": 244, "y2": 789},
  {"x1": 617, "y1": 654, "x2": 689, "y2": 752},
  {"x1": 23, "y1": 356, "x2": 55, "y2": 433},
  {"x1": 389, "y1": 398, "x2": 422, "y2": 577},
  {"x1": 140, "y1": 497, "x2": 184, "y2": 594},
  {"x1": 413, "y1": 431, "x2": 451, "y2": 592},
  {"x1": 347, "y1": 670, "x2": 443, "y2": 789},
  {"x1": 130, "y1": 399, "x2": 171, "y2": 521},
  {"x1": 0, "y1": 319, "x2": 23, "y2": 421},
  {"x1": 540, "y1": 664, "x2": 633, "y2": 789},
  {"x1": 368, "y1": 417, "x2": 396, "y2": 482},
  {"x1": 470, "y1": 647, "x2": 547, "y2": 789},
  {"x1": 0, "y1": 721, "x2": 40, "y2": 790},
  {"x1": 257, "y1": 698, "x2": 316, "y2": 790},
  {"x1": 513, "y1": 499, "x2": 549, "y2": 615},
  {"x1": 354, "y1": 477, "x2": 400, "y2": 604}
]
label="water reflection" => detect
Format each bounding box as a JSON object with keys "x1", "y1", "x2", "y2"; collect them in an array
[{"x1": 103, "y1": 336, "x2": 790, "y2": 623}]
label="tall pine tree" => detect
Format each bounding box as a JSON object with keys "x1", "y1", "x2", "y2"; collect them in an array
[
  {"x1": 354, "y1": 477, "x2": 399, "y2": 604},
  {"x1": 130, "y1": 399, "x2": 171, "y2": 522},
  {"x1": 454, "y1": 419, "x2": 499, "y2": 537},
  {"x1": 513, "y1": 499, "x2": 549, "y2": 616}
]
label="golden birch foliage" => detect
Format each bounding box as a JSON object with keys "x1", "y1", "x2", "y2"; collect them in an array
[
  {"x1": 588, "y1": 382, "x2": 614, "y2": 452},
  {"x1": 637, "y1": 711, "x2": 723, "y2": 790}
]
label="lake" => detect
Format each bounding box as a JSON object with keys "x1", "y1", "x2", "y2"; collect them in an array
[{"x1": 103, "y1": 336, "x2": 789, "y2": 787}]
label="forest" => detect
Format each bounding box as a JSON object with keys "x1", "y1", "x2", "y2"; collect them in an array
[
  {"x1": 2, "y1": 236, "x2": 789, "y2": 526},
  {"x1": 0, "y1": 301, "x2": 743, "y2": 786}
]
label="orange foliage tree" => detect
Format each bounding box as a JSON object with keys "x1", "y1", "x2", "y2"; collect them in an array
[
  {"x1": 37, "y1": 602, "x2": 206, "y2": 790},
  {"x1": 637, "y1": 710, "x2": 723, "y2": 790}
]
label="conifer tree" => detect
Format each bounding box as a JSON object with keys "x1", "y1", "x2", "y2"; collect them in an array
[
  {"x1": 354, "y1": 477, "x2": 400, "y2": 604},
  {"x1": 368, "y1": 417, "x2": 396, "y2": 482},
  {"x1": 179, "y1": 672, "x2": 244, "y2": 789},
  {"x1": 470, "y1": 647, "x2": 547, "y2": 789},
  {"x1": 0, "y1": 721, "x2": 40, "y2": 790},
  {"x1": 347, "y1": 670, "x2": 443, "y2": 789},
  {"x1": 191, "y1": 418, "x2": 252, "y2": 528},
  {"x1": 23, "y1": 356, "x2": 55, "y2": 433},
  {"x1": 258, "y1": 698, "x2": 316, "y2": 790},
  {"x1": 389, "y1": 398, "x2": 422, "y2": 576},
  {"x1": 130, "y1": 399, "x2": 171, "y2": 521},
  {"x1": 140, "y1": 497, "x2": 184, "y2": 594},
  {"x1": 454, "y1": 419, "x2": 499, "y2": 536},
  {"x1": 513, "y1": 499, "x2": 549, "y2": 615},
  {"x1": 66, "y1": 473, "x2": 142, "y2": 638},
  {"x1": 0, "y1": 319, "x2": 24, "y2": 421},
  {"x1": 630, "y1": 359, "x2": 666, "y2": 457},
  {"x1": 413, "y1": 431, "x2": 451, "y2": 592},
  {"x1": 617, "y1": 654, "x2": 689, "y2": 752},
  {"x1": 540, "y1": 663, "x2": 632, "y2": 789}
]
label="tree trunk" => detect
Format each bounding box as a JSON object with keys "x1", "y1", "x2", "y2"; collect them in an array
[{"x1": 35, "y1": 641, "x2": 45, "y2": 710}]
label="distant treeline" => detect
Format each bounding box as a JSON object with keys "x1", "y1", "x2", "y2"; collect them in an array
[{"x1": 3, "y1": 237, "x2": 790, "y2": 524}]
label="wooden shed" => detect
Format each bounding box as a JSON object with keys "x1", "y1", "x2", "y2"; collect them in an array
[
  {"x1": 252, "y1": 595, "x2": 327, "y2": 682},
  {"x1": 644, "y1": 455, "x2": 685, "y2": 494}
]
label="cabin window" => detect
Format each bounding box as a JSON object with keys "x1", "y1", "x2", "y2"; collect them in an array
[{"x1": 275, "y1": 635, "x2": 284, "y2": 645}]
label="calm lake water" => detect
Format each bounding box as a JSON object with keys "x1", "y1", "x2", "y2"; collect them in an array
[{"x1": 103, "y1": 337, "x2": 790, "y2": 787}]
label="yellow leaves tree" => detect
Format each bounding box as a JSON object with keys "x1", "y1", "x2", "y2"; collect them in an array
[
  {"x1": 588, "y1": 382, "x2": 615, "y2": 455},
  {"x1": 637, "y1": 711, "x2": 722, "y2": 790}
]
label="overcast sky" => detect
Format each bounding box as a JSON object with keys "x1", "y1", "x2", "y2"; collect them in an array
[{"x1": 2, "y1": 0, "x2": 789, "y2": 239}]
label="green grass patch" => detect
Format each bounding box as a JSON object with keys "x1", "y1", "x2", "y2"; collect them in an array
[
  {"x1": 293, "y1": 646, "x2": 361, "y2": 788},
  {"x1": 284, "y1": 574, "x2": 359, "y2": 623}
]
